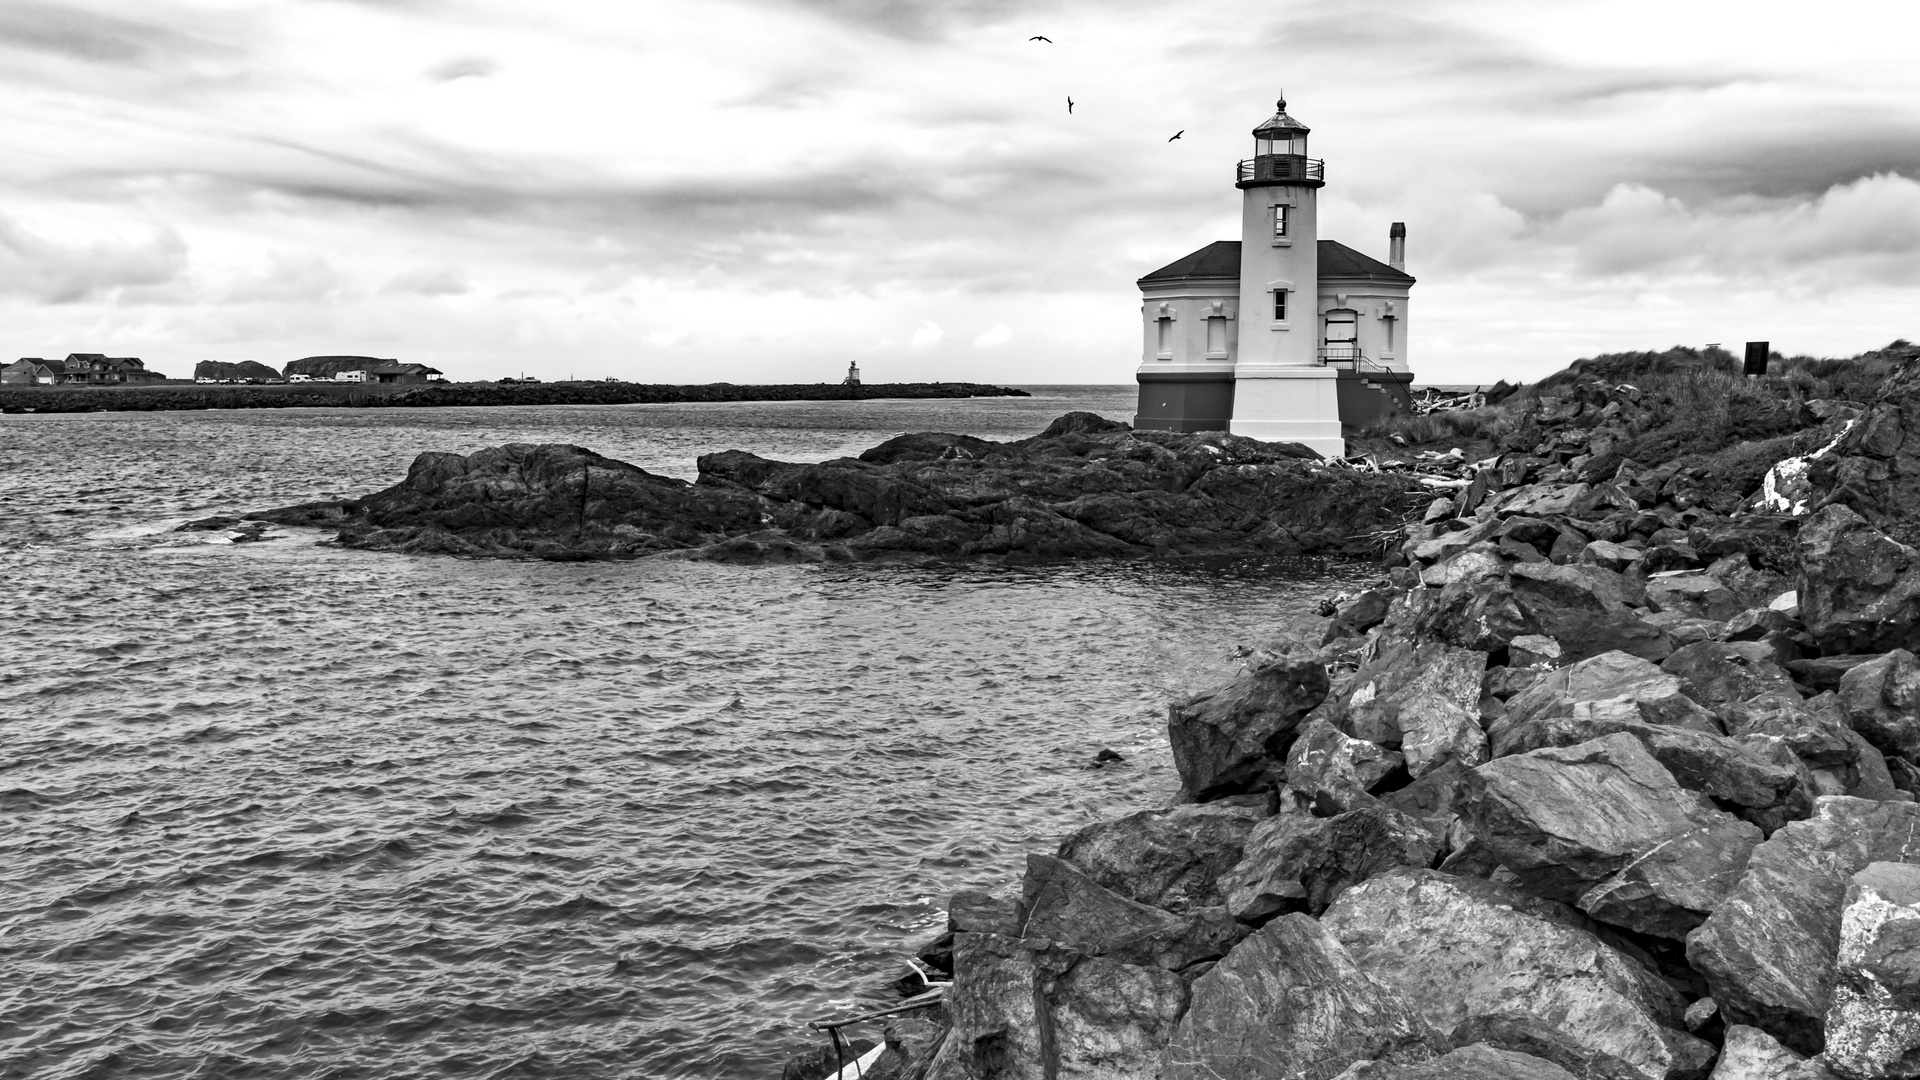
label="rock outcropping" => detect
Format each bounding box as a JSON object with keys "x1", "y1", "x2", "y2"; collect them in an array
[{"x1": 183, "y1": 414, "x2": 1428, "y2": 563}]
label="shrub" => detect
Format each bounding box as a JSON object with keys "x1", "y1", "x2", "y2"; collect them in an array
[{"x1": 1356, "y1": 407, "x2": 1508, "y2": 446}]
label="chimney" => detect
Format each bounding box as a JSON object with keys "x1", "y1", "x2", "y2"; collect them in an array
[{"x1": 1389, "y1": 222, "x2": 1406, "y2": 272}]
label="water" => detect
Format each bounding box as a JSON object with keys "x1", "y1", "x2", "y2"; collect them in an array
[{"x1": 0, "y1": 387, "x2": 1372, "y2": 1079}]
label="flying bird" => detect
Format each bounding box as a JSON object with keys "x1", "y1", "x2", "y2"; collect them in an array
[
  {"x1": 1067, "y1": 96, "x2": 1074, "y2": 114},
  {"x1": 1168, "y1": 130, "x2": 1184, "y2": 142},
  {"x1": 1029, "y1": 35, "x2": 1052, "y2": 42}
]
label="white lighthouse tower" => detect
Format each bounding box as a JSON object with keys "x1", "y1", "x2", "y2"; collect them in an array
[
  {"x1": 1228, "y1": 94, "x2": 1342, "y2": 455},
  {"x1": 1131, "y1": 93, "x2": 1415, "y2": 453}
]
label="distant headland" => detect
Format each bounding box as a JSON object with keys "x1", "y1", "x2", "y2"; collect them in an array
[{"x1": 0, "y1": 377, "x2": 1030, "y2": 414}]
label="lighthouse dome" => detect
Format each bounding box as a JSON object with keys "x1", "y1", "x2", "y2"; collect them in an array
[{"x1": 1251, "y1": 98, "x2": 1310, "y2": 139}]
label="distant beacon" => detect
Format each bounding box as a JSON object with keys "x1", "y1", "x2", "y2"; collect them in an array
[{"x1": 1133, "y1": 92, "x2": 1415, "y2": 457}]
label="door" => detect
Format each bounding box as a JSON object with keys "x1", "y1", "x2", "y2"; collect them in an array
[{"x1": 1323, "y1": 309, "x2": 1359, "y2": 364}]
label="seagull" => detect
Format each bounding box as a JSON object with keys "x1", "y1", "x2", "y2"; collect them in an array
[
  {"x1": 1029, "y1": 35, "x2": 1052, "y2": 42},
  {"x1": 1066, "y1": 96, "x2": 1074, "y2": 114},
  {"x1": 1168, "y1": 130, "x2": 1184, "y2": 142}
]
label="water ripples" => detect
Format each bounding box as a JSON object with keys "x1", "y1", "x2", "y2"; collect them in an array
[{"x1": 0, "y1": 392, "x2": 1368, "y2": 1078}]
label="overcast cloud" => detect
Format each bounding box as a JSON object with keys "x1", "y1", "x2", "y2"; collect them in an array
[{"x1": 0, "y1": 0, "x2": 1915, "y2": 384}]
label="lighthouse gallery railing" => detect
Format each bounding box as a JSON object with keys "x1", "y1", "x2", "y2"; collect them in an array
[{"x1": 1236, "y1": 156, "x2": 1325, "y2": 184}]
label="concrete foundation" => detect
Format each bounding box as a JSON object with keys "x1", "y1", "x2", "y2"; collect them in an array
[{"x1": 1230, "y1": 367, "x2": 1345, "y2": 457}]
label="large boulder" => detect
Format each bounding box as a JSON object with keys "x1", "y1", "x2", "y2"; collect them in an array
[
  {"x1": 1055, "y1": 801, "x2": 1265, "y2": 913},
  {"x1": 1161, "y1": 914, "x2": 1435, "y2": 1080},
  {"x1": 1315, "y1": 639, "x2": 1481, "y2": 727},
  {"x1": 1707, "y1": 1025, "x2": 1830, "y2": 1080},
  {"x1": 1321, "y1": 870, "x2": 1714, "y2": 1080},
  {"x1": 1546, "y1": 609, "x2": 1677, "y2": 664},
  {"x1": 1043, "y1": 954, "x2": 1192, "y2": 1080},
  {"x1": 1690, "y1": 515, "x2": 1802, "y2": 572},
  {"x1": 1411, "y1": 573, "x2": 1534, "y2": 655},
  {"x1": 1723, "y1": 690, "x2": 1859, "y2": 773},
  {"x1": 1510, "y1": 561, "x2": 1642, "y2": 612},
  {"x1": 1797, "y1": 505, "x2": 1920, "y2": 655},
  {"x1": 923, "y1": 933, "x2": 1050, "y2": 1080},
  {"x1": 1220, "y1": 806, "x2": 1443, "y2": 921},
  {"x1": 1823, "y1": 862, "x2": 1920, "y2": 1079},
  {"x1": 1018, "y1": 855, "x2": 1245, "y2": 972},
  {"x1": 1647, "y1": 575, "x2": 1747, "y2": 622},
  {"x1": 1380, "y1": 758, "x2": 1476, "y2": 837},
  {"x1": 920, "y1": 931, "x2": 1190, "y2": 1080},
  {"x1": 1487, "y1": 709, "x2": 1810, "y2": 834},
  {"x1": 1660, "y1": 641, "x2": 1801, "y2": 709},
  {"x1": 1838, "y1": 650, "x2": 1920, "y2": 763},
  {"x1": 1495, "y1": 651, "x2": 1722, "y2": 738},
  {"x1": 1169, "y1": 655, "x2": 1329, "y2": 801},
  {"x1": 1687, "y1": 797, "x2": 1920, "y2": 1054},
  {"x1": 1319, "y1": 639, "x2": 1488, "y2": 777},
  {"x1": 1464, "y1": 733, "x2": 1763, "y2": 938},
  {"x1": 1338, "y1": 1044, "x2": 1584, "y2": 1079},
  {"x1": 1284, "y1": 719, "x2": 1405, "y2": 814}
]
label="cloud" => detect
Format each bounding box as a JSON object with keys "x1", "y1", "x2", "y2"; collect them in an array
[
  {"x1": 0, "y1": 215, "x2": 188, "y2": 303},
  {"x1": 908, "y1": 321, "x2": 944, "y2": 353},
  {"x1": 426, "y1": 55, "x2": 497, "y2": 81},
  {"x1": 748, "y1": 0, "x2": 1049, "y2": 40},
  {"x1": 0, "y1": 1, "x2": 226, "y2": 66},
  {"x1": 224, "y1": 252, "x2": 345, "y2": 303},
  {"x1": 973, "y1": 322, "x2": 1012, "y2": 348},
  {"x1": 384, "y1": 264, "x2": 472, "y2": 295},
  {"x1": 0, "y1": 0, "x2": 1915, "y2": 386},
  {"x1": 1548, "y1": 173, "x2": 1920, "y2": 285}
]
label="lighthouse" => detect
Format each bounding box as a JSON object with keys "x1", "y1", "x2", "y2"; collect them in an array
[{"x1": 1132, "y1": 93, "x2": 1415, "y2": 457}]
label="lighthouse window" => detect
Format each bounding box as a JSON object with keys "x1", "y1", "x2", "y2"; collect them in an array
[
  {"x1": 1273, "y1": 205, "x2": 1290, "y2": 239},
  {"x1": 1273, "y1": 289, "x2": 1287, "y2": 321}
]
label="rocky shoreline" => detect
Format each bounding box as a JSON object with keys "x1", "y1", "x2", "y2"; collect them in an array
[
  {"x1": 179, "y1": 413, "x2": 1430, "y2": 563},
  {"x1": 0, "y1": 380, "x2": 1028, "y2": 414},
  {"x1": 786, "y1": 350, "x2": 1920, "y2": 1080}
]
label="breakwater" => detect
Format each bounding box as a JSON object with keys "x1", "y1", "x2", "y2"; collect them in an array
[
  {"x1": 791, "y1": 351, "x2": 1920, "y2": 1079},
  {"x1": 0, "y1": 380, "x2": 1028, "y2": 414}
]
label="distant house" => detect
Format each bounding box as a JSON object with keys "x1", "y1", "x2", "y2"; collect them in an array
[
  {"x1": 3, "y1": 357, "x2": 59, "y2": 382},
  {"x1": 287, "y1": 373, "x2": 314, "y2": 383},
  {"x1": 366, "y1": 363, "x2": 444, "y2": 385},
  {"x1": 60, "y1": 353, "x2": 166, "y2": 384},
  {"x1": 2, "y1": 358, "x2": 61, "y2": 385}
]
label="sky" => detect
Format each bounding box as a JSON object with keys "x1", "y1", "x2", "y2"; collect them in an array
[{"x1": 1, "y1": 0, "x2": 1917, "y2": 386}]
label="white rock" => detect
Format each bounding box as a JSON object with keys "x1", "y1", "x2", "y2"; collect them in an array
[{"x1": 1825, "y1": 862, "x2": 1920, "y2": 1078}]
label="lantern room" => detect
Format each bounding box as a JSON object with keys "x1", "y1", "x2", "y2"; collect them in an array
[{"x1": 1237, "y1": 93, "x2": 1325, "y2": 188}]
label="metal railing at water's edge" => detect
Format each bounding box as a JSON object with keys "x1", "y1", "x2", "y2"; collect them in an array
[{"x1": 804, "y1": 959, "x2": 949, "y2": 1078}]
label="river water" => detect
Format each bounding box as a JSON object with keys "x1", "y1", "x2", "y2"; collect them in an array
[{"x1": 0, "y1": 387, "x2": 1370, "y2": 1079}]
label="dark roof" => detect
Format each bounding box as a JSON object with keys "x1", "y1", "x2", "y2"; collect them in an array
[
  {"x1": 1252, "y1": 100, "x2": 1310, "y2": 137},
  {"x1": 1140, "y1": 239, "x2": 1415, "y2": 286},
  {"x1": 368, "y1": 363, "x2": 441, "y2": 375},
  {"x1": 1138, "y1": 240, "x2": 1242, "y2": 284},
  {"x1": 1318, "y1": 240, "x2": 1415, "y2": 283},
  {"x1": 66, "y1": 353, "x2": 107, "y2": 362}
]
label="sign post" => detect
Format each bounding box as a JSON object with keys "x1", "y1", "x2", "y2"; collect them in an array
[{"x1": 1744, "y1": 342, "x2": 1770, "y2": 377}]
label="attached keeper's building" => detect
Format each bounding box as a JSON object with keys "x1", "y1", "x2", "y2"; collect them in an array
[{"x1": 1134, "y1": 94, "x2": 1415, "y2": 458}]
